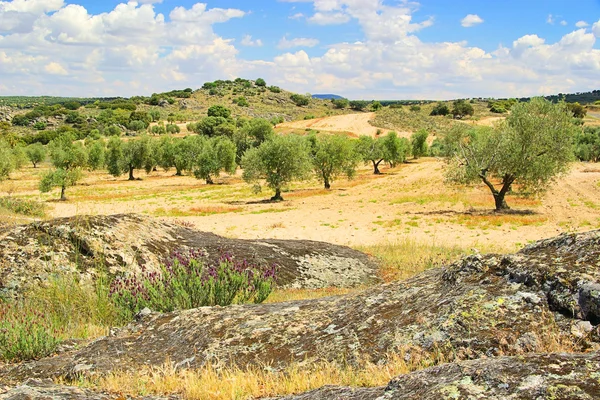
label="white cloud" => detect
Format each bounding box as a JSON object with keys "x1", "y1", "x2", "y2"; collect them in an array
[
  {"x1": 576, "y1": 21, "x2": 589, "y2": 28},
  {"x1": 289, "y1": 12, "x2": 304, "y2": 19},
  {"x1": 44, "y1": 61, "x2": 67, "y2": 75},
  {"x1": 593, "y1": 19, "x2": 600, "y2": 37},
  {"x1": 241, "y1": 35, "x2": 263, "y2": 47},
  {"x1": 278, "y1": 36, "x2": 319, "y2": 49},
  {"x1": 308, "y1": 12, "x2": 350, "y2": 25},
  {"x1": 547, "y1": 14, "x2": 555, "y2": 24},
  {"x1": 461, "y1": 14, "x2": 483, "y2": 28},
  {"x1": 560, "y1": 20, "x2": 567, "y2": 26}
]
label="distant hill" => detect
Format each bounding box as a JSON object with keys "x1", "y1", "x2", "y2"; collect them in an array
[{"x1": 312, "y1": 94, "x2": 344, "y2": 100}]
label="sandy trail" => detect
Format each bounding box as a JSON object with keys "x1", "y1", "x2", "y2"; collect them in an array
[{"x1": 278, "y1": 112, "x2": 411, "y2": 138}]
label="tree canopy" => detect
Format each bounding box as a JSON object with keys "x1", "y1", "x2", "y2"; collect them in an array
[
  {"x1": 308, "y1": 134, "x2": 359, "y2": 189},
  {"x1": 444, "y1": 98, "x2": 578, "y2": 210},
  {"x1": 242, "y1": 134, "x2": 311, "y2": 201}
]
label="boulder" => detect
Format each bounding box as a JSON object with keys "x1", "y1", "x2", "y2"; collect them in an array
[
  {"x1": 0, "y1": 214, "x2": 380, "y2": 297},
  {"x1": 273, "y1": 352, "x2": 600, "y2": 400},
  {"x1": 1, "y1": 230, "x2": 599, "y2": 384}
]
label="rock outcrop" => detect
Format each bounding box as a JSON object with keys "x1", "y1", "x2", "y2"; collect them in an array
[
  {"x1": 0, "y1": 214, "x2": 380, "y2": 297},
  {"x1": 273, "y1": 352, "x2": 600, "y2": 400},
  {"x1": 1, "y1": 229, "x2": 599, "y2": 384}
]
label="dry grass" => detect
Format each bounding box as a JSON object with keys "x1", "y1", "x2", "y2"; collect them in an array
[
  {"x1": 265, "y1": 287, "x2": 359, "y2": 303},
  {"x1": 357, "y1": 239, "x2": 508, "y2": 282},
  {"x1": 154, "y1": 206, "x2": 244, "y2": 217},
  {"x1": 75, "y1": 348, "x2": 449, "y2": 400},
  {"x1": 452, "y1": 213, "x2": 548, "y2": 230}
]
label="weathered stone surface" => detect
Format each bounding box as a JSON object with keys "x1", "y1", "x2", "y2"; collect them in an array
[
  {"x1": 0, "y1": 214, "x2": 380, "y2": 297},
  {"x1": 0, "y1": 379, "x2": 174, "y2": 399},
  {"x1": 273, "y1": 352, "x2": 600, "y2": 400},
  {"x1": 1, "y1": 230, "x2": 599, "y2": 384}
]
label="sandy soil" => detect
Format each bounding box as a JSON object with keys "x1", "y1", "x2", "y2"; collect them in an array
[
  {"x1": 3, "y1": 159, "x2": 599, "y2": 252},
  {"x1": 277, "y1": 112, "x2": 412, "y2": 138}
]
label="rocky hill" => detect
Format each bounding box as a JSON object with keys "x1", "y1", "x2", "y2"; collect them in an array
[
  {"x1": 0, "y1": 214, "x2": 380, "y2": 298},
  {"x1": 1, "y1": 227, "x2": 599, "y2": 390}
]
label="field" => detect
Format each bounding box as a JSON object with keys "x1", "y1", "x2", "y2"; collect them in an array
[{"x1": 2, "y1": 155, "x2": 598, "y2": 257}]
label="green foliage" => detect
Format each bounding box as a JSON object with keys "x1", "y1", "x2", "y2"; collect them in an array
[
  {"x1": 356, "y1": 135, "x2": 385, "y2": 174},
  {"x1": 349, "y1": 100, "x2": 369, "y2": 111},
  {"x1": 151, "y1": 125, "x2": 167, "y2": 135},
  {"x1": 127, "y1": 120, "x2": 147, "y2": 132},
  {"x1": 411, "y1": 129, "x2": 429, "y2": 159},
  {"x1": 188, "y1": 116, "x2": 230, "y2": 137},
  {"x1": 86, "y1": 140, "x2": 106, "y2": 171},
  {"x1": 62, "y1": 101, "x2": 81, "y2": 110},
  {"x1": 430, "y1": 103, "x2": 450, "y2": 116},
  {"x1": 255, "y1": 78, "x2": 267, "y2": 87},
  {"x1": 192, "y1": 136, "x2": 237, "y2": 184},
  {"x1": 409, "y1": 105, "x2": 421, "y2": 113},
  {"x1": 309, "y1": 134, "x2": 359, "y2": 189},
  {"x1": 566, "y1": 102, "x2": 587, "y2": 119},
  {"x1": 0, "y1": 196, "x2": 45, "y2": 217},
  {"x1": 166, "y1": 124, "x2": 180, "y2": 134},
  {"x1": 33, "y1": 121, "x2": 47, "y2": 130},
  {"x1": 574, "y1": 127, "x2": 600, "y2": 162},
  {"x1": 0, "y1": 303, "x2": 62, "y2": 362},
  {"x1": 444, "y1": 98, "x2": 578, "y2": 210},
  {"x1": 290, "y1": 94, "x2": 310, "y2": 107},
  {"x1": 122, "y1": 136, "x2": 151, "y2": 180},
  {"x1": 242, "y1": 134, "x2": 311, "y2": 200},
  {"x1": 268, "y1": 86, "x2": 281, "y2": 93},
  {"x1": 25, "y1": 143, "x2": 46, "y2": 168},
  {"x1": 451, "y1": 100, "x2": 474, "y2": 119},
  {"x1": 381, "y1": 131, "x2": 410, "y2": 167},
  {"x1": 207, "y1": 105, "x2": 232, "y2": 119},
  {"x1": 40, "y1": 134, "x2": 87, "y2": 200},
  {"x1": 234, "y1": 96, "x2": 250, "y2": 107},
  {"x1": 371, "y1": 101, "x2": 383, "y2": 111},
  {"x1": 332, "y1": 98, "x2": 349, "y2": 109},
  {"x1": 109, "y1": 249, "x2": 276, "y2": 317}
]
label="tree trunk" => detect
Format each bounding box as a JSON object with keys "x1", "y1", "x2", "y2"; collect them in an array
[
  {"x1": 32, "y1": 163, "x2": 37, "y2": 168},
  {"x1": 206, "y1": 176, "x2": 214, "y2": 185},
  {"x1": 372, "y1": 159, "x2": 383, "y2": 175},
  {"x1": 480, "y1": 172, "x2": 513, "y2": 211},
  {"x1": 60, "y1": 185, "x2": 67, "y2": 201},
  {"x1": 324, "y1": 179, "x2": 331, "y2": 190},
  {"x1": 271, "y1": 188, "x2": 283, "y2": 201},
  {"x1": 128, "y1": 166, "x2": 135, "y2": 181},
  {"x1": 175, "y1": 167, "x2": 182, "y2": 176}
]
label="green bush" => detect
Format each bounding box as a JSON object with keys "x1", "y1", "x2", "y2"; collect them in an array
[
  {"x1": 268, "y1": 86, "x2": 281, "y2": 93},
  {"x1": 109, "y1": 249, "x2": 277, "y2": 316},
  {"x1": 290, "y1": 94, "x2": 310, "y2": 107},
  {"x1": 0, "y1": 303, "x2": 62, "y2": 362}
]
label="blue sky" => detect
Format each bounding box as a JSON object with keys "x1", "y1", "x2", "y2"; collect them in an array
[{"x1": 1, "y1": 0, "x2": 599, "y2": 99}]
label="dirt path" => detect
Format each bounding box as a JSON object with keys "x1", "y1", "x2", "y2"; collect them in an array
[{"x1": 278, "y1": 112, "x2": 410, "y2": 138}]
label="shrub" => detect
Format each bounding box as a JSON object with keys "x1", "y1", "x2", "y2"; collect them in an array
[
  {"x1": 0, "y1": 303, "x2": 62, "y2": 362},
  {"x1": 290, "y1": 94, "x2": 310, "y2": 107},
  {"x1": 409, "y1": 105, "x2": 421, "y2": 112},
  {"x1": 332, "y1": 98, "x2": 349, "y2": 109},
  {"x1": 349, "y1": 100, "x2": 369, "y2": 111},
  {"x1": 430, "y1": 103, "x2": 449, "y2": 116},
  {"x1": 234, "y1": 97, "x2": 250, "y2": 107},
  {"x1": 255, "y1": 78, "x2": 266, "y2": 87},
  {"x1": 268, "y1": 86, "x2": 281, "y2": 93},
  {"x1": 166, "y1": 124, "x2": 180, "y2": 134},
  {"x1": 109, "y1": 249, "x2": 277, "y2": 316},
  {"x1": 208, "y1": 105, "x2": 232, "y2": 119},
  {"x1": 0, "y1": 197, "x2": 46, "y2": 217}
]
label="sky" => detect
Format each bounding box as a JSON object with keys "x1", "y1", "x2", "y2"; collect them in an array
[{"x1": 0, "y1": 0, "x2": 600, "y2": 99}]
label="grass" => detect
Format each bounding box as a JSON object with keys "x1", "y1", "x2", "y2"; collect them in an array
[
  {"x1": 265, "y1": 287, "x2": 359, "y2": 303},
  {"x1": 74, "y1": 348, "x2": 450, "y2": 400},
  {"x1": 451, "y1": 213, "x2": 548, "y2": 230},
  {"x1": 357, "y1": 239, "x2": 508, "y2": 282},
  {"x1": 0, "y1": 196, "x2": 46, "y2": 217},
  {"x1": 153, "y1": 206, "x2": 244, "y2": 217}
]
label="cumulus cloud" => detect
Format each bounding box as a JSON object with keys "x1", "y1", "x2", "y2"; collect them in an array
[
  {"x1": 241, "y1": 35, "x2": 263, "y2": 47},
  {"x1": 576, "y1": 21, "x2": 589, "y2": 28},
  {"x1": 277, "y1": 36, "x2": 319, "y2": 49},
  {"x1": 461, "y1": 14, "x2": 483, "y2": 28}
]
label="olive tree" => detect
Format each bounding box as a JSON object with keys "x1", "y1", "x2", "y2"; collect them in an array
[
  {"x1": 0, "y1": 140, "x2": 14, "y2": 181},
  {"x1": 193, "y1": 136, "x2": 237, "y2": 184},
  {"x1": 381, "y1": 132, "x2": 410, "y2": 167},
  {"x1": 356, "y1": 135, "x2": 385, "y2": 174},
  {"x1": 106, "y1": 136, "x2": 151, "y2": 180},
  {"x1": 242, "y1": 134, "x2": 311, "y2": 201},
  {"x1": 411, "y1": 129, "x2": 429, "y2": 159},
  {"x1": 40, "y1": 134, "x2": 87, "y2": 201},
  {"x1": 445, "y1": 98, "x2": 578, "y2": 211},
  {"x1": 309, "y1": 134, "x2": 359, "y2": 189}
]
